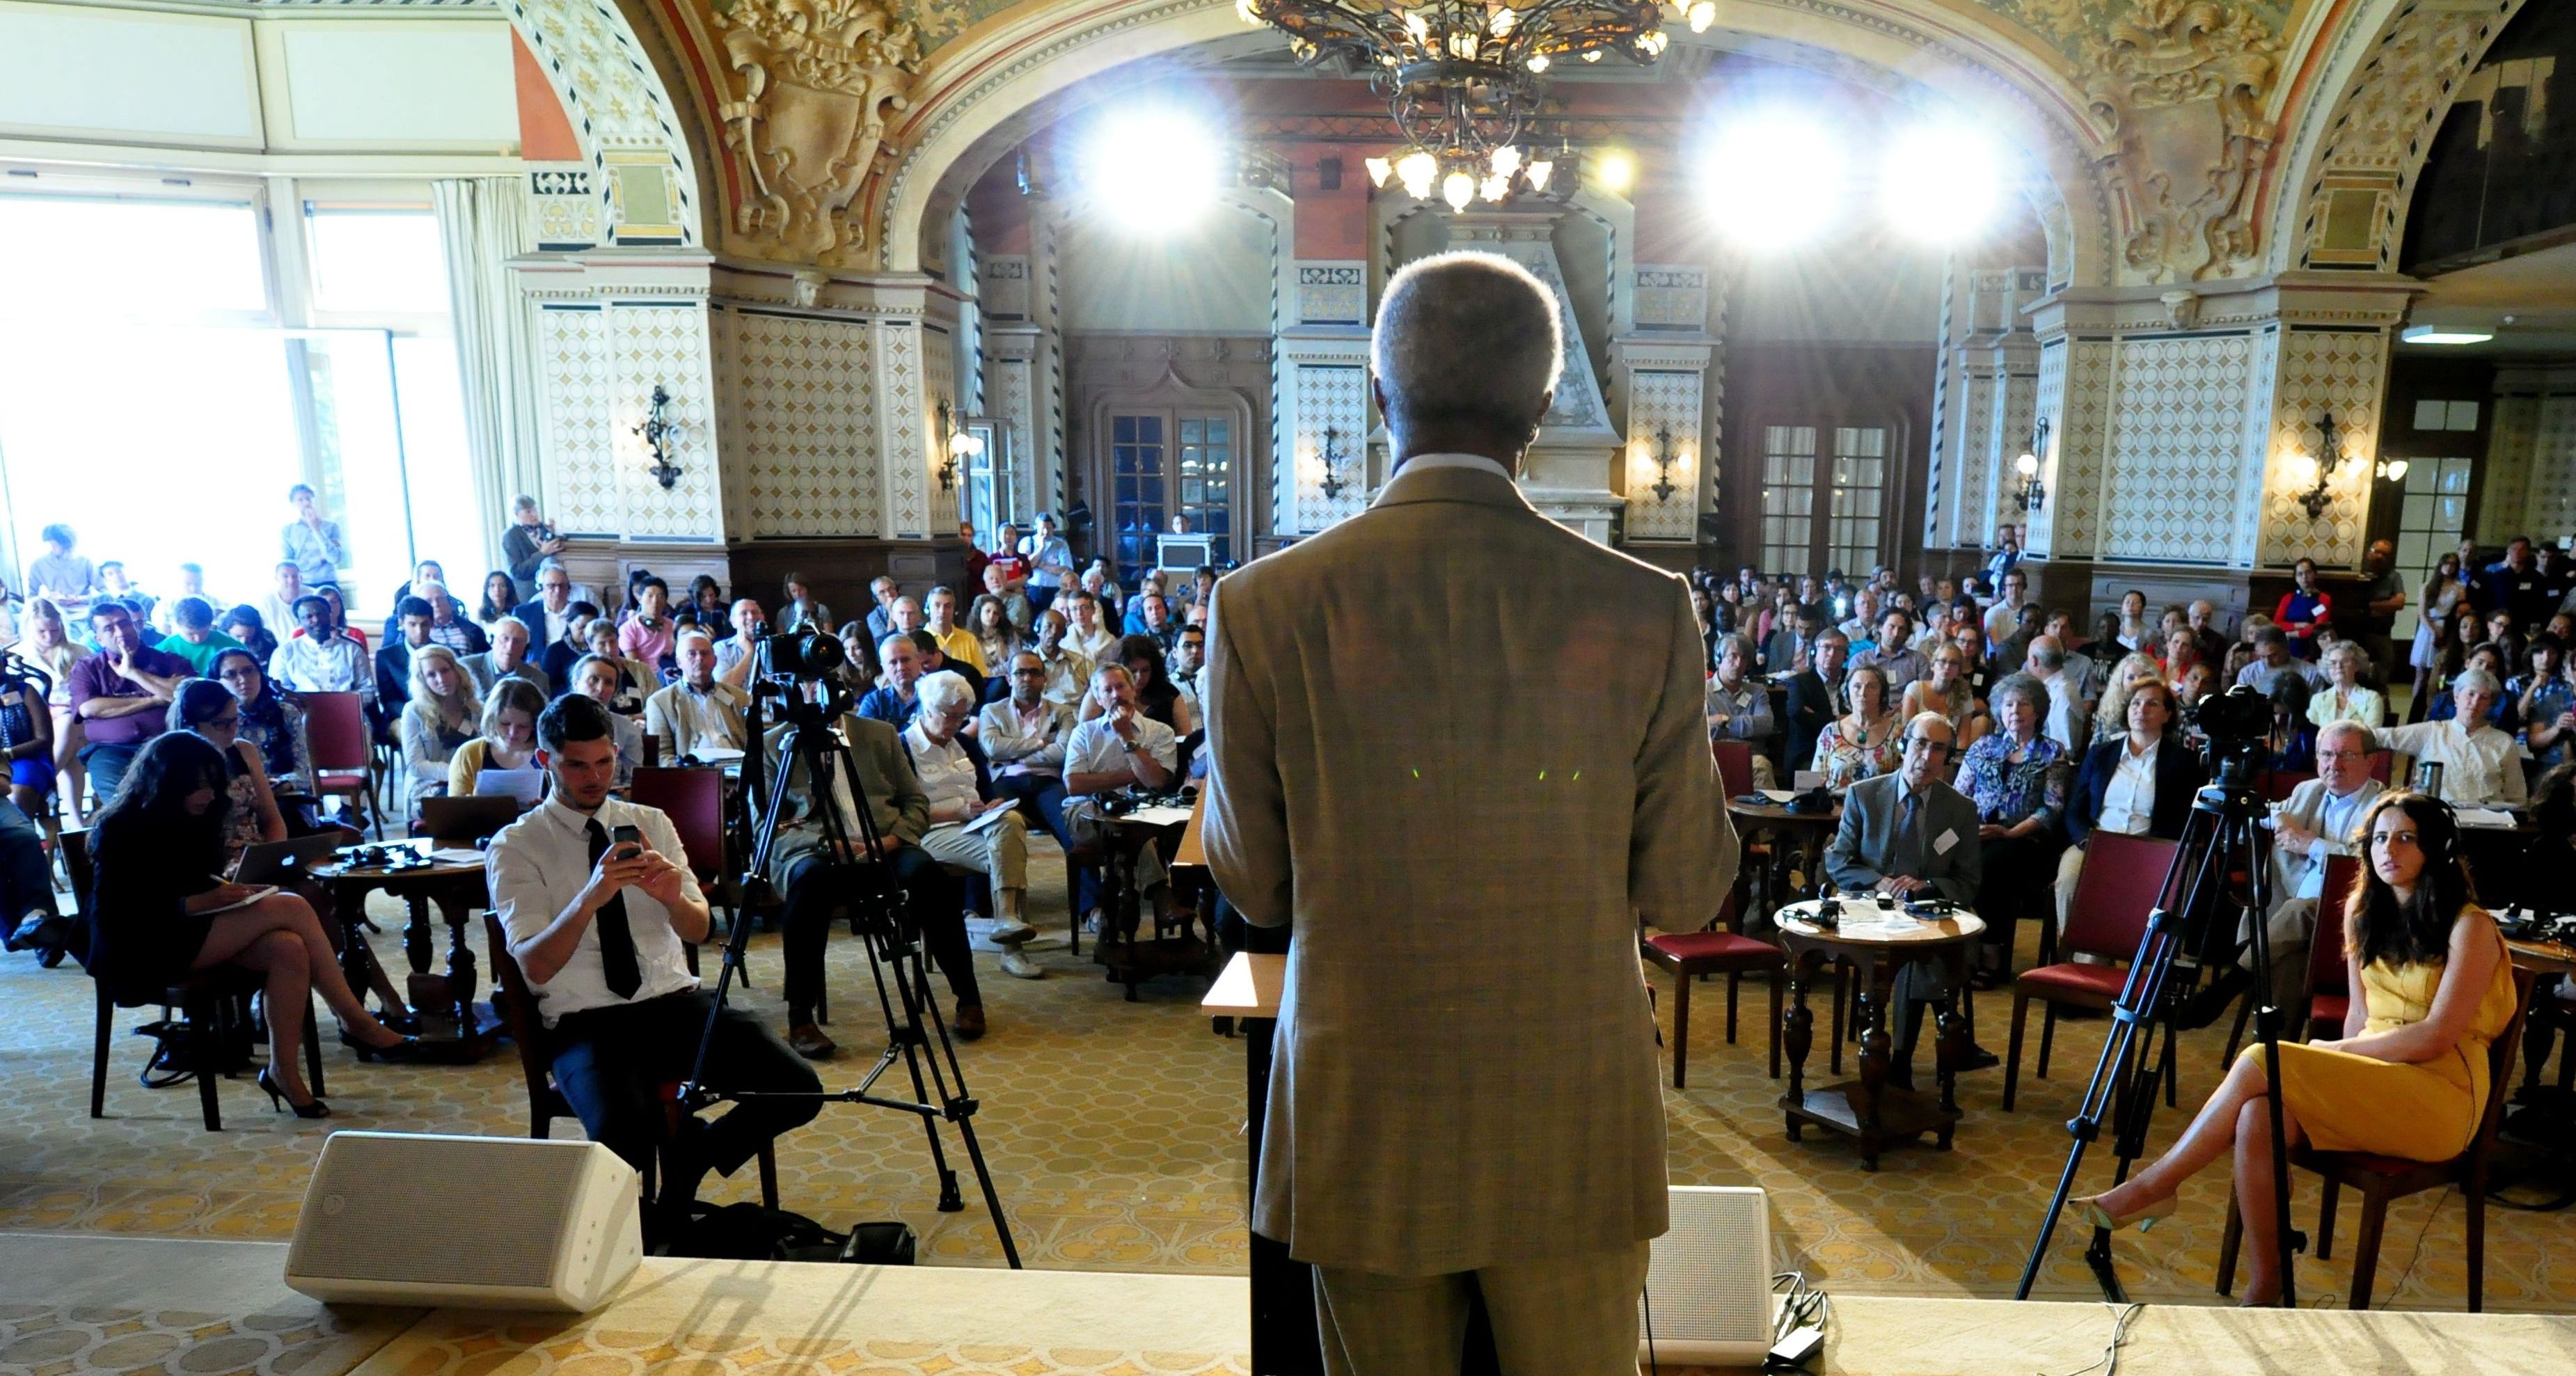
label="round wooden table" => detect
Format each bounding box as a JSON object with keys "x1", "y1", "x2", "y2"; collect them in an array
[
  {"x1": 310, "y1": 846, "x2": 500, "y2": 1061},
  {"x1": 1726, "y1": 798, "x2": 1842, "y2": 924},
  {"x1": 1774, "y1": 896, "x2": 1986, "y2": 1169}
]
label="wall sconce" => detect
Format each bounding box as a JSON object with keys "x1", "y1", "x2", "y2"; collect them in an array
[
  {"x1": 936, "y1": 400, "x2": 983, "y2": 492},
  {"x1": 2376, "y1": 457, "x2": 2410, "y2": 484},
  {"x1": 2295, "y1": 410, "x2": 2344, "y2": 520},
  {"x1": 1315, "y1": 425, "x2": 1351, "y2": 502},
  {"x1": 1633, "y1": 424, "x2": 1684, "y2": 505},
  {"x1": 635, "y1": 385, "x2": 684, "y2": 490},
  {"x1": 2014, "y1": 416, "x2": 2048, "y2": 514}
]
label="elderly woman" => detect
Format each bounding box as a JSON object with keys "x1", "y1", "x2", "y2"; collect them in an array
[
  {"x1": 2305, "y1": 640, "x2": 2383, "y2": 730},
  {"x1": 1900, "y1": 642, "x2": 1987, "y2": 752},
  {"x1": 906, "y1": 671, "x2": 1041, "y2": 981},
  {"x1": 1812, "y1": 665, "x2": 1901, "y2": 789},
  {"x1": 1705, "y1": 633, "x2": 1778, "y2": 766},
  {"x1": 399, "y1": 646, "x2": 480, "y2": 818},
  {"x1": 2373, "y1": 667, "x2": 2527, "y2": 807},
  {"x1": 2428, "y1": 642, "x2": 2518, "y2": 732},
  {"x1": 1959, "y1": 672, "x2": 2072, "y2": 983}
]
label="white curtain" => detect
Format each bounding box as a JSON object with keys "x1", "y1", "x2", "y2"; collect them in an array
[{"x1": 433, "y1": 177, "x2": 542, "y2": 577}]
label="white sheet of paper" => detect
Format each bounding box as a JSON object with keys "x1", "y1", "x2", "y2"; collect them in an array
[
  {"x1": 2454, "y1": 807, "x2": 2518, "y2": 830},
  {"x1": 1934, "y1": 828, "x2": 1959, "y2": 855},
  {"x1": 1760, "y1": 788, "x2": 1799, "y2": 804},
  {"x1": 1792, "y1": 771, "x2": 1826, "y2": 791},
  {"x1": 960, "y1": 805, "x2": 1015, "y2": 835},
  {"x1": 428, "y1": 848, "x2": 485, "y2": 864}
]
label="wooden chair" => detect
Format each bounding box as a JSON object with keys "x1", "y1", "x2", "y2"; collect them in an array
[
  {"x1": 2225, "y1": 855, "x2": 2362, "y2": 1061},
  {"x1": 2002, "y1": 833, "x2": 2178, "y2": 1112},
  {"x1": 1712, "y1": 739, "x2": 1757, "y2": 798},
  {"x1": 2261, "y1": 770, "x2": 2315, "y2": 805},
  {"x1": 301, "y1": 691, "x2": 384, "y2": 841},
  {"x1": 482, "y1": 914, "x2": 775, "y2": 1210},
  {"x1": 72, "y1": 830, "x2": 322, "y2": 1130},
  {"x1": 1642, "y1": 892, "x2": 1783, "y2": 1086},
  {"x1": 2218, "y1": 966, "x2": 2536, "y2": 1311}
]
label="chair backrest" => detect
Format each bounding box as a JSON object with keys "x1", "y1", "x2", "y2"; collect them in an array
[
  {"x1": 2366, "y1": 749, "x2": 2394, "y2": 783},
  {"x1": 2307, "y1": 855, "x2": 2364, "y2": 1000},
  {"x1": 1712, "y1": 738, "x2": 1755, "y2": 799},
  {"x1": 481, "y1": 912, "x2": 566, "y2": 1123},
  {"x1": 2064, "y1": 832, "x2": 2179, "y2": 962},
  {"x1": 629, "y1": 766, "x2": 725, "y2": 883},
  {"x1": 2261, "y1": 769, "x2": 2315, "y2": 804},
  {"x1": 302, "y1": 691, "x2": 370, "y2": 773},
  {"x1": 2467, "y1": 966, "x2": 2538, "y2": 1169},
  {"x1": 60, "y1": 828, "x2": 93, "y2": 912}
]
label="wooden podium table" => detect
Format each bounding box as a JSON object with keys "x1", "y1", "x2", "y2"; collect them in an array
[{"x1": 1203, "y1": 951, "x2": 1317, "y2": 1375}]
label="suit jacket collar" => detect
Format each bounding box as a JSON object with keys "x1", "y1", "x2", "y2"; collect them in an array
[{"x1": 1371, "y1": 458, "x2": 1535, "y2": 516}]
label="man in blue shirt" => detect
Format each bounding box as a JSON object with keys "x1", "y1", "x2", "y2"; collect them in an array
[{"x1": 858, "y1": 633, "x2": 926, "y2": 729}]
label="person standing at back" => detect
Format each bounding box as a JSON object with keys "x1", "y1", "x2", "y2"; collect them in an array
[{"x1": 1204, "y1": 251, "x2": 1734, "y2": 1375}]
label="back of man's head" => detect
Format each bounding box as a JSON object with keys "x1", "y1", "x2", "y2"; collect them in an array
[
  {"x1": 538, "y1": 691, "x2": 613, "y2": 752},
  {"x1": 1372, "y1": 251, "x2": 1563, "y2": 445}
]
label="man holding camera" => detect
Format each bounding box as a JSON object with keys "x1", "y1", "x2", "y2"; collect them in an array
[{"x1": 490, "y1": 694, "x2": 821, "y2": 1237}]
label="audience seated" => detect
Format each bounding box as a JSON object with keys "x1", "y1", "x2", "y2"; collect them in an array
[
  {"x1": 1064, "y1": 590, "x2": 1119, "y2": 663},
  {"x1": 462, "y1": 616, "x2": 549, "y2": 698},
  {"x1": 2060, "y1": 677, "x2": 2202, "y2": 935},
  {"x1": 645, "y1": 630, "x2": 750, "y2": 759},
  {"x1": 2373, "y1": 668, "x2": 2525, "y2": 807},
  {"x1": 153, "y1": 598, "x2": 242, "y2": 675},
  {"x1": 372, "y1": 597, "x2": 437, "y2": 738},
  {"x1": 860, "y1": 633, "x2": 928, "y2": 730},
  {"x1": 980, "y1": 563, "x2": 1034, "y2": 635},
  {"x1": 907, "y1": 672, "x2": 1041, "y2": 981},
  {"x1": 169, "y1": 677, "x2": 290, "y2": 872},
  {"x1": 924, "y1": 587, "x2": 986, "y2": 677},
  {"x1": 1, "y1": 646, "x2": 57, "y2": 827},
  {"x1": 210, "y1": 649, "x2": 311, "y2": 808},
  {"x1": 512, "y1": 562, "x2": 582, "y2": 652},
  {"x1": 686, "y1": 574, "x2": 727, "y2": 625},
  {"x1": 564, "y1": 654, "x2": 645, "y2": 789},
  {"x1": 971, "y1": 594, "x2": 1025, "y2": 687},
  {"x1": 1900, "y1": 642, "x2": 1986, "y2": 750},
  {"x1": 270, "y1": 595, "x2": 374, "y2": 707},
  {"x1": 1957, "y1": 673, "x2": 2070, "y2": 983},
  {"x1": 2516, "y1": 633, "x2": 2575, "y2": 772},
  {"x1": 490, "y1": 693, "x2": 818, "y2": 1234},
  {"x1": 399, "y1": 646, "x2": 480, "y2": 819},
  {"x1": 981, "y1": 650, "x2": 1079, "y2": 846},
  {"x1": 1812, "y1": 665, "x2": 1900, "y2": 789},
  {"x1": 913, "y1": 628, "x2": 985, "y2": 705},
  {"x1": 1029, "y1": 610, "x2": 1096, "y2": 711},
  {"x1": 448, "y1": 678, "x2": 546, "y2": 798},
  {"x1": 862, "y1": 576, "x2": 901, "y2": 644},
  {"x1": 1783, "y1": 629, "x2": 1850, "y2": 774},
  {"x1": 1853, "y1": 609, "x2": 1928, "y2": 695},
  {"x1": 1707, "y1": 633, "x2": 1778, "y2": 764},
  {"x1": 2263, "y1": 676, "x2": 2319, "y2": 775},
  {"x1": 580, "y1": 618, "x2": 656, "y2": 716},
  {"x1": 2260, "y1": 722, "x2": 2385, "y2": 1009},
  {"x1": 1061, "y1": 663, "x2": 1178, "y2": 931},
  {"x1": 2023, "y1": 635, "x2": 2089, "y2": 754},
  {"x1": 68, "y1": 601, "x2": 187, "y2": 802},
  {"x1": 88, "y1": 732, "x2": 422, "y2": 1116},
  {"x1": 619, "y1": 576, "x2": 678, "y2": 674},
  {"x1": 2089, "y1": 651, "x2": 2160, "y2": 747},
  {"x1": 775, "y1": 572, "x2": 830, "y2": 636},
  {"x1": 1824, "y1": 712, "x2": 1985, "y2": 1085},
  {"x1": 474, "y1": 572, "x2": 522, "y2": 642}
]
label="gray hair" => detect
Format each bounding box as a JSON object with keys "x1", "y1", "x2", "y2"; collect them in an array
[
  {"x1": 917, "y1": 670, "x2": 976, "y2": 716},
  {"x1": 2028, "y1": 635, "x2": 2067, "y2": 673},
  {"x1": 512, "y1": 494, "x2": 540, "y2": 514},
  {"x1": 2455, "y1": 667, "x2": 2503, "y2": 697},
  {"x1": 1371, "y1": 251, "x2": 1563, "y2": 438},
  {"x1": 2317, "y1": 718, "x2": 2373, "y2": 752},
  {"x1": 1991, "y1": 671, "x2": 2051, "y2": 718}
]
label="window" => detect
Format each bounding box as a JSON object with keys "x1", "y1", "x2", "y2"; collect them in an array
[
  {"x1": 1759, "y1": 425, "x2": 1817, "y2": 578},
  {"x1": 2391, "y1": 455, "x2": 2474, "y2": 643},
  {"x1": 1826, "y1": 427, "x2": 1889, "y2": 578},
  {"x1": 1175, "y1": 415, "x2": 1233, "y2": 558},
  {"x1": 1102, "y1": 408, "x2": 1236, "y2": 585},
  {"x1": 306, "y1": 207, "x2": 450, "y2": 316},
  {"x1": 1755, "y1": 418, "x2": 1896, "y2": 578},
  {"x1": 1109, "y1": 413, "x2": 1167, "y2": 587},
  {"x1": 960, "y1": 418, "x2": 1011, "y2": 547}
]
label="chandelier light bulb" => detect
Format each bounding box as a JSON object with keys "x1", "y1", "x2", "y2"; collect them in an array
[
  {"x1": 1583, "y1": 47, "x2": 1603, "y2": 61},
  {"x1": 1450, "y1": 30, "x2": 1477, "y2": 58},
  {"x1": 1490, "y1": 6, "x2": 1517, "y2": 37},
  {"x1": 1235, "y1": 0, "x2": 1260, "y2": 24},
  {"x1": 1637, "y1": 29, "x2": 1668, "y2": 55},
  {"x1": 1443, "y1": 170, "x2": 1477, "y2": 211},
  {"x1": 1398, "y1": 150, "x2": 1439, "y2": 198},
  {"x1": 1404, "y1": 10, "x2": 1430, "y2": 42},
  {"x1": 1687, "y1": 1, "x2": 1716, "y2": 32},
  {"x1": 2014, "y1": 450, "x2": 2037, "y2": 477},
  {"x1": 1527, "y1": 52, "x2": 1549, "y2": 72},
  {"x1": 1491, "y1": 144, "x2": 1522, "y2": 177},
  {"x1": 1525, "y1": 158, "x2": 1554, "y2": 191},
  {"x1": 1365, "y1": 155, "x2": 1393, "y2": 187},
  {"x1": 1480, "y1": 173, "x2": 1510, "y2": 201}
]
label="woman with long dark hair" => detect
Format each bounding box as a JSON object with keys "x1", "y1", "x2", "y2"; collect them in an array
[
  {"x1": 219, "y1": 605, "x2": 278, "y2": 666},
  {"x1": 475, "y1": 571, "x2": 521, "y2": 640},
  {"x1": 211, "y1": 649, "x2": 308, "y2": 800},
  {"x1": 2075, "y1": 791, "x2": 2519, "y2": 1304},
  {"x1": 88, "y1": 733, "x2": 424, "y2": 1116}
]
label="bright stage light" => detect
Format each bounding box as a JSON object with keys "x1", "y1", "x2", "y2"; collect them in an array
[
  {"x1": 1880, "y1": 124, "x2": 2004, "y2": 243},
  {"x1": 1593, "y1": 149, "x2": 1637, "y2": 195},
  {"x1": 1083, "y1": 104, "x2": 1226, "y2": 232},
  {"x1": 1699, "y1": 115, "x2": 1845, "y2": 248}
]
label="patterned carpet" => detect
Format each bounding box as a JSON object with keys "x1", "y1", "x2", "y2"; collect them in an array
[{"x1": 3, "y1": 833, "x2": 2570, "y2": 1316}]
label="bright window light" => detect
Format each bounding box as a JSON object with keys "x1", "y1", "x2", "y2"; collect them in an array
[
  {"x1": 1699, "y1": 115, "x2": 1846, "y2": 248},
  {"x1": 307, "y1": 208, "x2": 450, "y2": 315},
  {"x1": 1880, "y1": 124, "x2": 2003, "y2": 243},
  {"x1": 0, "y1": 196, "x2": 267, "y2": 319},
  {"x1": 1083, "y1": 104, "x2": 1227, "y2": 232}
]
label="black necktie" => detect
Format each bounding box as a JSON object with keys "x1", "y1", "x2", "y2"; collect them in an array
[
  {"x1": 584, "y1": 819, "x2": 642, "y2": 999},
  {"x1": 1894, "y1": 788, "x2": 1924, "y2": 880}
]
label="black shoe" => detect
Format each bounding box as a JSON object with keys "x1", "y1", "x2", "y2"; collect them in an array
[
  {"x1": 258, "y1": 1068, "x2": 331, "y2": 1118},
  {"x1": 1955, "y1": 1043, "x2": 2002, "y2": 1073}
]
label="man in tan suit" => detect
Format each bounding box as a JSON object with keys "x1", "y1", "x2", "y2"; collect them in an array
[{"x1": 1204, "y1": 252, "x2": 1735, "y2": 1374}]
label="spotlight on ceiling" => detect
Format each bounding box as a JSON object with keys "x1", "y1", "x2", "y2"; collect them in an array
[
  {"x1": 1881, "y1": 123, "x2": 2003, "y2": 243},
  {"x1": 1593, "y1": 149, "x2": 1638, "y2": 196},
  {"x1": 1700, "y1": 115, "x2": 1846, "y2": 248},
  {"x1": 2400, "y1": 325, "x2": 2495, "y2": 345},
  {"x1": 1083, "y1": 104, "x2": 1226, "y2": 232}
]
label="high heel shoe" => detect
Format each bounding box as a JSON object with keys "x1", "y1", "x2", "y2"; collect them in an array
[
  {"x1": 340, "y1": 1029, "x2": 438, "y2": 1064},
  {"x1": 2069, "y1": 1190, "x2": 2176, "y2": 1233},
  {"x1": 258, "y1": 1068, "x2": 331, "y2": 1118}
]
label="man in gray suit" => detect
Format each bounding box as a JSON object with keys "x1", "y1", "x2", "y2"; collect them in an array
[
  {"x1": 1825, "y1": 712, "x2": 1984, "y2": 1088},
  {"x1": 1205, "y1": 251, "x2": 1732, "y2": 1375},
  {"x1": 2259, "y1": 720, "x2": 2383, "y2": 1009}
]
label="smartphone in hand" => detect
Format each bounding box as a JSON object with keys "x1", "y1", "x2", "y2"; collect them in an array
[{"x1": 611, "y1": 823, "x2": 643, "y2": 860}]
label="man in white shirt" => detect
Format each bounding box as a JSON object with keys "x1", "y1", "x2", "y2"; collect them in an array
[
  {"x1": 462, "y1": 617, "x2": 549, "y2": 698},
  {"x1": 2371, "y1": 670, "x2": 2527, "y2": 808},
  {"x1": 1067, "y1": 590, "x2": 1120, "y2": 663},
  {"x1": 269, "y1": 595, "x2": 375, "y2": 706},
  {"x1": 645, "y1": 630, "x2": 749, "y2": 758},
  {"x1": 262, "y1": 562, "x2": 308, "y2": 640},
  {"x1": 1983, "y1": 567, "x2": 2030, "y2": 650},
  {"x1": 981, "y1": 650, "x2": 1077, "y2": 825},
  {"x1": 489, "y1": 694, "x2": 820, "y2": 1236},
  {"x1": 1169, "y1": 622, "x2": 1207, "y2": 736},
  {"x1": 1031, "y1": 611, "x2": 1096, "y2": 710},
  {"x1": 714, "y1": 599, "x2": 767, "y2": 688},
  {"x1": 2025, "y1": 635, "x2": 2089, "y2": 754},
  {"x1": 906, "y1": 672, "x2": 1041, "y2": 980},
  {"x1": 1021, "y1": 514, "x2": 1076, "y2": 615},
  {"x1": 2263, "y1": 722, "x2": 2385, "y2": 1007},
  {"x1": 1062, "y1": 663, "x2": 1178, "y2": 925}
]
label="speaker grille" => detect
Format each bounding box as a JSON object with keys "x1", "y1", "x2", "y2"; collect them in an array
[
  {"x1": 1641, "y1": 1186, "x2": 1771, "y2": 1344},
  {"x1": 292, "y1": 1134, "x2": 585, "y2": 1286}
]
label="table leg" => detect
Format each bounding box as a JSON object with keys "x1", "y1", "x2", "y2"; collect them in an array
[
  {"x1": 329, "y1": 880, "x2": 370, "y2": 1006},
  {"x1": 440, "y1": 895, "x2": 479, "y2": 1031},
  {"x1": 403, "y1": 894, "x2": 433, "y2": 974},
  {"x1": 1781, "y1": 951, "x2": 1815, "y2": 1141},
  {"x1": 1854, "y1": 966, "x2": 1890, "y2": 1170},
  {"x1": 1936, "y1": 957, "x2": 1969, "y2": 1150}
]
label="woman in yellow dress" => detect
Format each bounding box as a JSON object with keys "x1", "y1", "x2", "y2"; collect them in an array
[{"x1": 2073, "y1": 790, "x2": 2518, "y2": 1305}]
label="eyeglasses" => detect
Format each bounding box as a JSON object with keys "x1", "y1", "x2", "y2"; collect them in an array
[{"x1": 1012, "y1": 666, "x2": 1047, "y2": 677}]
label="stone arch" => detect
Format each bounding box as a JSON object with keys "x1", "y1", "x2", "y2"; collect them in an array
[
  {"x1": 871, "y1": 0, "x2": 2120, "y2": 289},
  {"x1": 507, "y1": 0, "x2": 705, "y2": 245},
  {"x1": 2266, "y1": 0, "x2": 2529, "y2": 274}
]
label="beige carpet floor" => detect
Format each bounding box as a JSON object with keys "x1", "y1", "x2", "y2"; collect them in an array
[{"x1": 2, "y1": 832, "x2": 2570, "y2": 1314}]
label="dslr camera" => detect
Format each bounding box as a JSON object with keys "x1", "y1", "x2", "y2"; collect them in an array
[
  {"x1": 2187, "y1": 684, "x2": 2272, "y2": 781},
  {"x1": 757, "y1": 628, "x2": 845, "y2": 683}
]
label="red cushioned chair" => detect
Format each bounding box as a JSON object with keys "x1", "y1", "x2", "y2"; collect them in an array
[
  {"x1": 631, "y1": 765, "x2": 748, "y2": 987},
  {"x1": 1712, "y1": 739, "x2": 1756, "y2": 800},
  {"x1": 1642, "y1": 890, "x2": 1785, "y2": 1086},
  {"x1": 300, "y1": 690, "x2": 384, "y2": 841},
  {"x1": 2218, "y1": 966, "x2": 2534, "y2": 1311},
  {"x1": 2002, "y1": 832, "x2": 2177, "y2": 1112},
  {"x1": 2225, "y1": 855, "x2": 2364, "y2": 1061},
  {"x1": 2260, "y1": 770, "x2": 2315, "y2": 805}
]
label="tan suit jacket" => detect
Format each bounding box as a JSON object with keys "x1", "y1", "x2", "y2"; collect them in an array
[{"x1": 1204, "y1": 460, "x2": 1735, "y2": 1276}]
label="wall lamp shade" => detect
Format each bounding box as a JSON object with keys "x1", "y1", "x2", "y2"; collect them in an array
[{"x1": 2400, "y1": 326, "x2": 2493, "y2": 345}]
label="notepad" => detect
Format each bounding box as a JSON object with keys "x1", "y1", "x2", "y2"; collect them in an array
[{"x1": 961, "y1": 805, "x2": 1016, "y2": 836}]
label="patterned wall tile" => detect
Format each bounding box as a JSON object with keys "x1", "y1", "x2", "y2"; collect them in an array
[
  {"x1": 1288, "y1": 360, "x2": 1370, "y2": 534},
  {"x1": 536, "y1": 303, "x2": 616, "y2": 533},
  {"x1": 608, "y1": 303, "x2": 721, "y2": 541},
  {"x1": 1624, "y1": 368, "x2": 1703, "y2": 541},
  {"x1": 1989, "y1": 372, "x2": 2039, "y2": 542},
  {"x1": 730, "y1": 312, "x2": 883, "y2": 538},
  {"x1": 510, "y1": 0, "x2": 700, "y2": 245},
  {"x1": 1956, "y1": 369, "x2": 1997, "y2": 547},
  {"x1": 2480, "y1": 392, "x2": 2541, "y2": 544},
  {"x1": 526, "y1": 164, "x2": 594, "y2": 251},
  {"x1": 2103, "y1": 333, "x2": 2257, "y2": 563},
  {"x1": 1294, "y1": 261, "x2": 1365, "y2": 325},
  {"x1": 2052, "y1": 340, "x2": 2118, "y2": 559},
  {"x1": 878, "y1": 319, "x2": 930, "y2": 537},
  {"x1": 925, "y1": 324, "x2": 961, "y2": 532},
  {"x1": 2527, "y1": 394, "x2": 2576, "y2": 539},
  {"x1": 990, "y1": 352, "x2": 1039, "y2": 523},
  {"x1": 2258, "y1": 329, "x2": 2388, "y2": 568},
  {"x1": 1634, "y1": 264, "x2": 1709, "y2": 330},
  {"x1": 2025, "y1": 341, "x2": 2067, "y2": 559}
]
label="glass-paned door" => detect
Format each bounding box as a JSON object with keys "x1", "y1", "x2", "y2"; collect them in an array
[
  {"x1": 2392, "y1": 455, "x2": 2476, "y2": 642},
  {"x1": 1110, "y1": 413, "x2": 1167, "y2": 587},
  {"x1": 1176, "y1": 414, "x2": 1233, "y2": 564},
  {"x1": 962, "y1": 420, "x2": 1007, "y2": 545},
  {"x1": 1760, "y1": 425, "x2": 1818, "y2": 578},
  {"x1": 1826, "y1": 427, "x2": 1889, "y2": 577}
]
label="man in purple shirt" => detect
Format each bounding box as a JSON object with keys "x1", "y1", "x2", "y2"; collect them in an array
[{"x1": 68, "y1": 602, "x2": 191, "y2": 800}]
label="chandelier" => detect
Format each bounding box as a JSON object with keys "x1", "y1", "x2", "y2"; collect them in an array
[{"x1": 1238, "y1": 1, "x2": 1706, "y2": 209}]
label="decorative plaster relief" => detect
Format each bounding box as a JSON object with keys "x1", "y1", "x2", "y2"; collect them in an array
[
  {"x1": 511, "y1": 0, "x2": 701, "y2": 244},
  {"x1": 727, "y1": 310, "x2": 885, "y2": 538},
  {"x1": 713, "y1": 0, "x2": 922, "y2": 266},
  {"x1": 527, "y1": 164, "x2": 595, "y2": 250},
  {"x1": 2080, "y1": 0, "x2": 2282, "y2": 283},
  {"x1": 982, "y1": 254, "x2": 1032, "y2": 319},
  {"x1": 1634, "y1": 265, "x2": 1709, "y2": 330},
  {"x1": 2103, "y1": 332, "x2": 2255, "y2": 562},
  {"x1": 1295, "y1": 262, "x2": 1366, "y2": 326}
]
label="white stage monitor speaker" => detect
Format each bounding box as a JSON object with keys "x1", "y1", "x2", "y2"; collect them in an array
[
  {"x1": 285, "y1": 1132, "x2": 642, "y2": 1311},
  {"x1": 1637, "y1": 1185, "x2": 1775, "y2": 1364}
]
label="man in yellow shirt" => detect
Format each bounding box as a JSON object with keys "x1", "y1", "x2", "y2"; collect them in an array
[{"x1": 924, "y1": 587, "x2": 988, "y2": 675}]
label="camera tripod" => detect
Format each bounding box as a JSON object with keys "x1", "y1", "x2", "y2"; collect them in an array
[
  {"x1": 2016, "y1": 755, "x2": 2299, "y2": 1306},
  {"x1": 679, "y1": 678, "x2": 1021, "y2": 1267}
]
